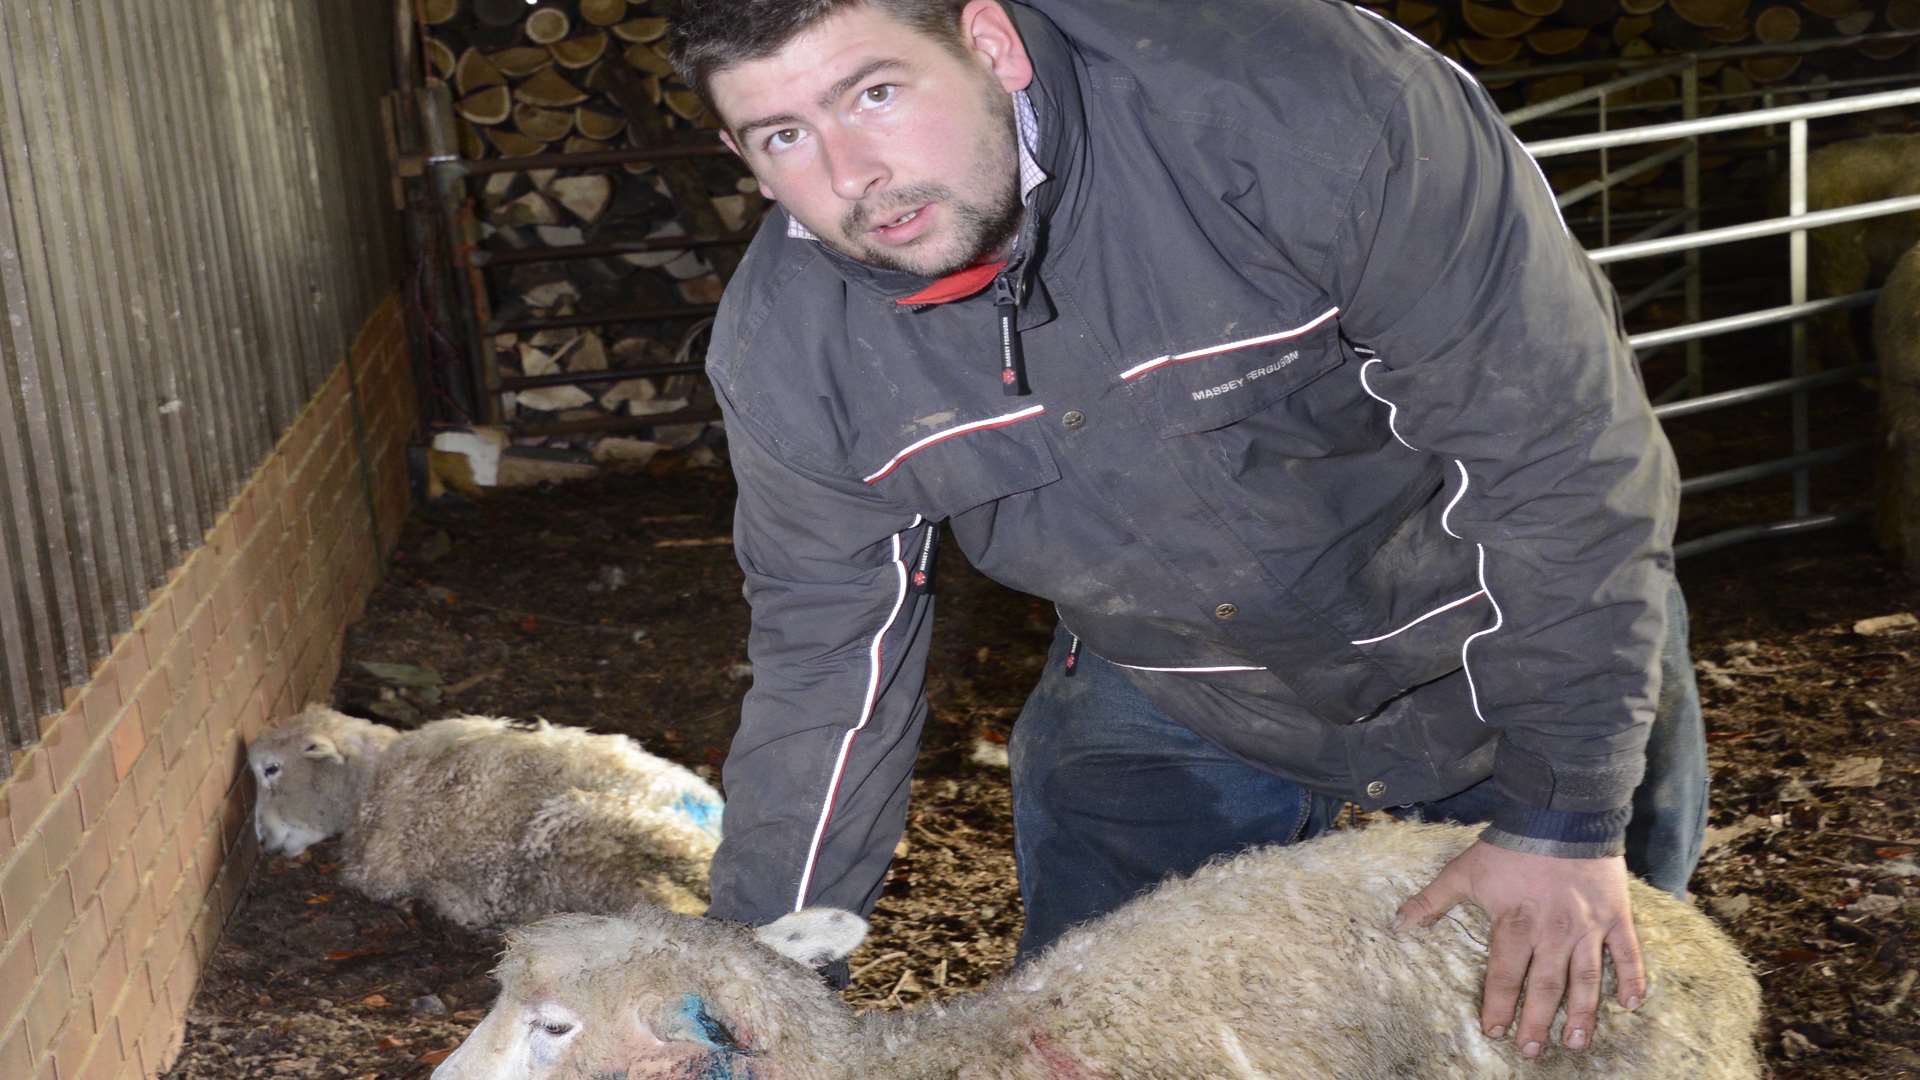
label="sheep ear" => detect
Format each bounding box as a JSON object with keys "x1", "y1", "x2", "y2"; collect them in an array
[
  {"x1": 755, "y1": 909, "x2": 868, "y2": 968},
  {"x1": 302, "y1": 736, "x2": 344, "y2": 763}
]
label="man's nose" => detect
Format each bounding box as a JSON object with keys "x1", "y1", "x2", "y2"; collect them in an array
[{"x1": 823, "y1": 131, "x2": 888, "y2": 201}]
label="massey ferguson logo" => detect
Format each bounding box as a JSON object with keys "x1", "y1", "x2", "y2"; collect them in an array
[{"x1": 1191, "y1": 349, "x2": 1300, "y2": 401}]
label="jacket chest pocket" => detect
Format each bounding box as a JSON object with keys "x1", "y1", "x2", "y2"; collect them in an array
[
  {"x1": 856, "y1": 405, "x2": 1061, "y2": 521},
  {"x1": 1122, "y1": 310, "x2": 1345, "y2": 437}
]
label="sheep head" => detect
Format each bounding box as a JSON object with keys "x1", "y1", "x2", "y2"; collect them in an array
[
  {"x1": 247, "y1": 705, "x2": 396, "y2": 856},
  {"x1": 432, "y1": 907, "x2": 868, "y2": 1080}
]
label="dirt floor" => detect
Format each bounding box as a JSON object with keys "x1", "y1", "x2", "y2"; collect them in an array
[{"x1": 165, "y1": 387, "x2": 1919, "y2": 1078}]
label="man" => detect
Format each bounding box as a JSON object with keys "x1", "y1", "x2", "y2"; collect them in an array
[{"x1": 670, "y1": 0, "x2": 1708, "y2": 1059}]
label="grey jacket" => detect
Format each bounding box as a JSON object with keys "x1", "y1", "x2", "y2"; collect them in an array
[{"x1": 703, "y1": 0, "x2": 1680, "y2": 926}]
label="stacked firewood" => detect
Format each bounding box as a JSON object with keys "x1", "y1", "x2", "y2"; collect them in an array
[
  {"x1": 419, "y1": 0, "x2": 763, "y2": 447},
  {"x1": 1375, "y1": 0, "x2": 1920, "y2": 104}
]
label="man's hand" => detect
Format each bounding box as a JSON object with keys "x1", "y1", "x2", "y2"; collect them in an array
[{"x1": 1392, "y1": 839, "x2": 1646, "y2": 1058}]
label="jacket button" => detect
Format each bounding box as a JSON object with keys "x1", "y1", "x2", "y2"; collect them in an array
[
  {"x1": 1366, "y1": 780, "x2": 1387, "y2": 799},
  {"x1": 1062, "y1": 410, "x2": 1086, "y2": 430},
  {"x1": 1214, "y1": 603, "x2": 1237, "y2": 619}
]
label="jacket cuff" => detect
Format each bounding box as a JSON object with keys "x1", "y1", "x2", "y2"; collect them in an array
[{"x1": 1481, "y1": 803, "x2": 1630, "y2": 859}]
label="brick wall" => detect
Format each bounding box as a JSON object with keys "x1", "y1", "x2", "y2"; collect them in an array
[{"x1": 0, "y1": 295, "x2": 417, "y2": 1080}]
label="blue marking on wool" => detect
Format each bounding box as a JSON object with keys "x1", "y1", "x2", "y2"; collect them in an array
[
  {"x1": 678, "y1": 994, "x2": 754, "y2": 1078},
  {"x1": 674, "y1": 792, "x2": 724, "y2": 836}
]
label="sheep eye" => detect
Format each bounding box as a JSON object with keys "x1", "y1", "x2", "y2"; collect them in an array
[
  {"x1": 262, "y1": 764, "x2": 281, "y2": 778},
  {"x1": 539, "y1": 1021, "x2": 573, "y2": 1037}
]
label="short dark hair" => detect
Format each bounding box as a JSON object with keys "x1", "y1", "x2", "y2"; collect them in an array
[{"x1": 670, "y1": 0, "x2": 972, "y2": 109}]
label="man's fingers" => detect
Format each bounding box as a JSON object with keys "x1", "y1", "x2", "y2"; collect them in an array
[
  {"x1": 1607, "y1": 916, "x2": 1648, "y2": 1010},
  {"x1": 1480, "y1": 908, "x2": 1534, "y2": 1039},
  {"x1": 1560, "y1": 932, "x2": 1607, "y2": 1051},
  {"x1": 1512, "y1": 927, "x2": 1569, "y2": 1058},
  {"x1": 1393, "y1": 865, "x2": 1469, "y2": 932}
]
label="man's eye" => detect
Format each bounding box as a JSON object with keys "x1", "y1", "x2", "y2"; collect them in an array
[
  {"x1": 768, "y1": 128, "x2": 803, "y2": 150},
  {"x1": 863, "y1": 84, "x2": 895, "y2": 105}
]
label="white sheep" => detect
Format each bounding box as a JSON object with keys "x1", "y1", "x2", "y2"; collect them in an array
[
  {"x1": 248, "y1": 704, "x2": 723, "y2": 928},
  {"x1": 431, "y1": 821, "x2": 1762, "y2": 1079}
]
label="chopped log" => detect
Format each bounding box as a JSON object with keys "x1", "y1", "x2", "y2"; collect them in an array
[
  {"x1": 518, "y1": 343, "x2": 559, "y2": 377},
  {"x1": 458, "y1": 85, "x2": 512, "y2": 125},
  {"x1": 1460, "y1": 36, "x2": 1525, "y2": 65},
  {"x1": 1891, "y1": 0, "x2": 1920, "y2": 29},
  {"x1": 516, "y1": 385, "x2": 596, "y2": 412},
  {"x1": 710, "y1": 193, "x2": 754, "y2": 231},
  {"x1": 576, "y1": 107, "x2": 627, "y2": 140},
  {"x1": 523, "y1": 279, "x2": 580, "y2": 307},
  {"x1": 581, "y1": 0, "x2": 628, "y2": 26},
  {"x1": 679, "y1": 274, "x2": 726, "y2": 305},
  {"x1": 569, "y1": 333, "x2": 610, "y2": 372},
  {"x1": 1799, "y1": 0, "x2": 1861, "y2": 14},
  {"x1": 1858, "y1": 38, "x2": 1915, "y2": 60},
  {"x1": 526, "y1": 8, "x2": 571, "y2": 45},
  {"x1": 423, "y1": 0, "x2": 458, "y2": 25},
  {"x1": 455, "y1": 48, "x2": 507, "y2": 95},
  {"x1": 1408, "y1": 18, "x2": 1444, "y2": 45},
  {"x1": 1753, "y1": 5, "x2": 1801, "y2": 42},
  {"x1": 551, "y1": 175, "x2": 613, "y2": 222},
  {"x1": 1394, "y1": 0, "x2": 1441, "y2": 24},
  {"x1": 474, "y1": 0, "x2": 527, "y2": 27},
  {"x1": 1619, "y1": 0, "x2": 1666, "y2": 15},
  {"x1": 623, "y1": 41, "x2": 677, "y2": 76},
  {"x1": 1740, "y1": 54, "x2": 1802, "y2": 81},
  {"x1": 426, "y1": 36, "x2": 456, "y2": 80},
  {"x1": 528, "y1": 167, "x2": 557, "y2": 190},
  {"x1": 1671, "y1": 0, "x2": 1748, "y2": 27},
  {"x1": 486, "y1": 128, "x2": 550, "y2": 157},
  {"x1": 1524, "y1": 72, "x2": 1586, "y2": 104},
  {"x1": 613, "y1": 16, "x2": 670, "y2": 43},
  {"x1": 1703, "y1": 14, "x2": 1751, "y2": 41},
  {"x1": 458, "y1": 118, "x2": 488, "y2": 160},
  {"x1": 1512, "y1": 0, "x2": 1562, "y2": 17},
  {"x1": 1526, "y1": 25, "x2": 1590, "y2": 53},
  {"x1": 1612, "y1": 14, "x2": 1653, "y2": 47},
  {"x1": 1460, "y1": 0, "x2": 1542, "y2": 38},
  {"x1": 516, "y1": 68, "x2": 588, "y2": 107},
  {"x1": 552, "y1": 33, "x2": 609, "y2": 69},
  {"x1": 514, "y1": 103, "x2": 575, "y2": 141},
  {"x1": 664, "y1": 89, "x2": 709, "y2": 125},
  {"x1": 496, "y1": 191, "x2": 561, "y2": 227},
  {"x1": 564, "y1": 135, "x2": 611, "y2": 154},
  {"x1": 1831, "y1": 11, "x2": 1873, "y2": 33},
  {"x1": 491, "y1": 46, "x2": 553, "y2": 77}
]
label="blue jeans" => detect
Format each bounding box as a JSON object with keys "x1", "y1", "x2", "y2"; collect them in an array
[{"x1": 1007, "y1": 582, "x2": 1708, "y2": 961}]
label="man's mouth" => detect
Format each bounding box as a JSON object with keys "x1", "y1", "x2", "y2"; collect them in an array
[{"x1": 872, "y1": 204, "x2": 930, "y2": 239}]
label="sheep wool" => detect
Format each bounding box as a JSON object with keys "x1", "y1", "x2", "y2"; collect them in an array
[
  {"x1": 248, "y1": 705, "x2": 723, "y2": 929},
  {"x1": 433, "y1": 821, "x2": 1763, "y2": 1080}
]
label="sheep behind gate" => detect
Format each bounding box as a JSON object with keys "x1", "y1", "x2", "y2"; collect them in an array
[{"x1": 431, "y1": 821, "x2": 1763, "y2": 1080}]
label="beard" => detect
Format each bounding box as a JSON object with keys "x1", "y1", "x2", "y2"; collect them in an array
[{"x1": 826, "y1": 87, "x2": 1025, "y2": 278}]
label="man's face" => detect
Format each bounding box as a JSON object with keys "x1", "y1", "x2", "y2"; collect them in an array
[{"x1": 710, "y1": 2, "x2": 1030, "y2": 278}]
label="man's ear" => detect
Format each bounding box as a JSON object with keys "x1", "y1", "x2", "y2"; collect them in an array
[
  {"x1": 960, "y1": 0, "x2": 1034, "y2": 94},
  {"x1": 718, "y1": 130, "x2": 778, "y2": 202}
]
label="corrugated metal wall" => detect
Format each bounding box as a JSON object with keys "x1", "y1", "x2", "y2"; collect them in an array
[{"x1": 0, "y1": 1, "x2": 401, "y2": 757}]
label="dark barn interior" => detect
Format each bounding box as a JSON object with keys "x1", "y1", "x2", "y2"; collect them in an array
[{"x1": 1, "y1": 1, "x2": 1917, "y2": 1078}]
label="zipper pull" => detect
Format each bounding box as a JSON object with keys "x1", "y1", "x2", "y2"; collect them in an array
[
  {"x1": 909, "y1": 524, "x2": 940, "y2": 595},
  {"x1": 1064, "y1": 634, "x2": 1081, "y2": 676},
  {"x1": 997, "y1": 301, "x2": 1031, "y2": 396}
]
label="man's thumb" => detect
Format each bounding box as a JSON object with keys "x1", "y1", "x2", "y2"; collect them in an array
[{"x1": 1393, "y1": 868, "x2": 1467, "y2": 933}]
